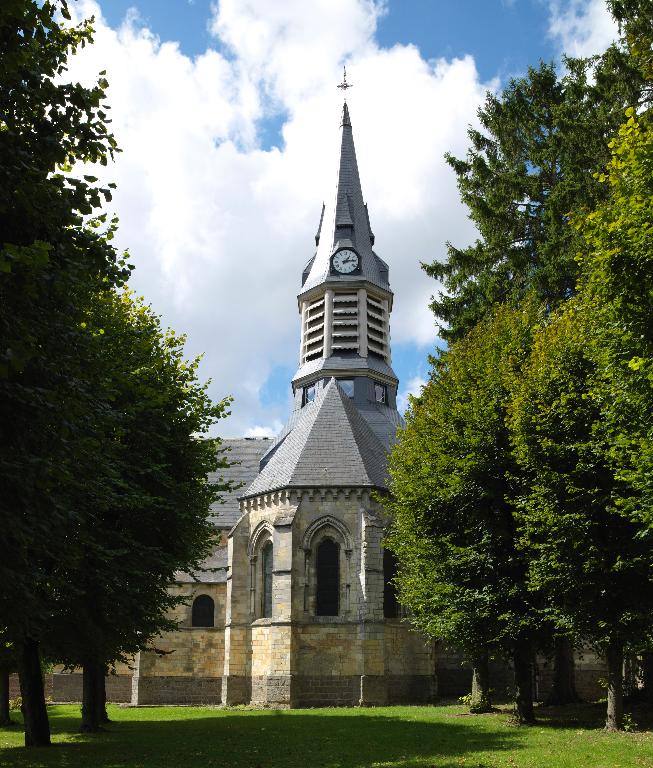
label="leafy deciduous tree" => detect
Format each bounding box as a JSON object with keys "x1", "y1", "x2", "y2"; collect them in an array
[
  {"x1": 510, "y1": 105, "x2": 653, "y2": 731},
  {"x1": 386, "y1": 303, "x2": 543, "y2": 723}
]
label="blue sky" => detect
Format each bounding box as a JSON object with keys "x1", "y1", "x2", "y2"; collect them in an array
[
  {"x1": 102, "y1": 1, "x2": 558, "y2": 82},
  {"x1": 65, "y1": 0, "x2": 617, "y2": 436}
]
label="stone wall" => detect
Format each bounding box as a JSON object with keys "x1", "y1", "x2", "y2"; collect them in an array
[
  {"x1": 131, "y1": 580, "x2": 226, "y2": 705},
  {"x1": 132, "y1": 675, "x2": 222, "y2": 705},
  {"x1": 51, "y1": 672, "x2": 132, "y2": 703},
  {"x1": 220, "y1": 489, "x2": 438, "y2": 707},
  {"x1": 436, "y1": 647, "x2": 608, "y2": 703}
]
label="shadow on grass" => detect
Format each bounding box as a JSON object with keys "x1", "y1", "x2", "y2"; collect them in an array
[
  {"x1": 0, "y1": 705, "x2": 525, "y2": 768},
  {"x1": 534, "y1": 701, "x2": 653, "y2": 731}
]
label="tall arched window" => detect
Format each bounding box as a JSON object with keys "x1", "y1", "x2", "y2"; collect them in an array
[
  {"x1": 316, "y1": 538, "x2": 340, "y2": 616},
  {"x1": 191, "y1": 594, "x2": 215, "y2": 627},
  {"x1": 262, "y1": 541, "x2": 273, "y2": 618},
  {"x1": 383, "y1": 549, "x2": 399, "y2": 619}
]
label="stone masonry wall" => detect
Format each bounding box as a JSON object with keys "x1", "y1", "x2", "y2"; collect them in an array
[
  {"x1": 131, "y1": 581, "x2": 226, "y2": 705},
  {"x1": 223, "y1": 489, "x2": 438, "y2": 707},
  {"x1": 437, "y1": 647, "x2": 609, "y2": 702}
]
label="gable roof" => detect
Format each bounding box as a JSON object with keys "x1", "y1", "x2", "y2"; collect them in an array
[{"x1": 242, "y1": 378, "x2": 389, "y2": 498}]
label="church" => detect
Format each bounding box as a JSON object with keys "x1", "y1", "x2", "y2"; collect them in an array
[
  {"x1": 127, "y1": 98, "x2": 438, "y2": 707},
  {"x1": 41, "y1": 96, "x2": 608, "y2": 709}
]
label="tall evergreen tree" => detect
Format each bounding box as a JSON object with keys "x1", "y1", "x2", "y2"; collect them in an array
[{"x1": 426, "y1": 48, "x2": 643, "y2": 343}]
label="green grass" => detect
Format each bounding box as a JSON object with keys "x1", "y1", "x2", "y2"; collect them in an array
[{"x1": 1, "y1": 702, "x2": 653, "y2": 768}]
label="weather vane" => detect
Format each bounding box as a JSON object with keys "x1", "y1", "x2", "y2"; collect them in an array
[{"x1": 337, "y1": 66, "x2": 353, "y2": 98}]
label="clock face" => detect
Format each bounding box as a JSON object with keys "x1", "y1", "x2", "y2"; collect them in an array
[{"x1": 333, "y1": 248, "x2": 359, "y2": 274}]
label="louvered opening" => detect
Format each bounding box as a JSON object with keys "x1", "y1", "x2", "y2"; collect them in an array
[
  {"x1": 366, "y1": 295, "x2": 389, "y2": 361},
  {"x1": 332, "y1": 293, "x2": 359, "y2": 353},
  {"x1": 303, "y1": 296, "x2": 325, "y2": 363}
]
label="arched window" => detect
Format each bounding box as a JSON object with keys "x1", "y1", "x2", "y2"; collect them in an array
[
  {"x1": 191, "y1": 594, "x2": 215, "y2": 627},
  {"x1": 383, "y1": 549, "x2": 399, "y2": 619},
  {"x1": 262, "y1": 541, "x2": 273, "y2": 618},
  {"x1": 316, "y1": 538, "x2": 340, "y2": 616}
]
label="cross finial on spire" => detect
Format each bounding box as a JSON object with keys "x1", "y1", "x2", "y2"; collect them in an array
[{"x1": 337, "y1": 66, "x2": 352, "y2": 98}]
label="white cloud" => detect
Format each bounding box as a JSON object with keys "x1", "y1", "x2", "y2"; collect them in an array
[
  {"x1": 244, "y1": 421, "x2": 284, "y2": 438},
  {"x1": 548, "y1": 0, "x2": 618, "y2": 58},
  {"x1": 63, "y1": 0, "x2": 490, "y2": 436}
]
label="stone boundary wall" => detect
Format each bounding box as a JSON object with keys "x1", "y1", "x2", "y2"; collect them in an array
[
  {"x1": 247, "y1": 674, "x2": 437, "y2": 707},
  {"x1": 437, "y1": 653, "x2": 608, "y2": 703},
  {"x1": 8, "y1": 673, "x2": 53, "y2": 700},
  {"x1": 292, "y1": 675, "x2": 360, "y2": 707},
  {"x1": 132, "y1": 675, "x2": 222, "y2": 705},
  {"x1": 51, "y1": 673, "x2": 132, "y2": 703},
  {"x1": 386, "y1": 674, "x2": 437, "y2": 704}
]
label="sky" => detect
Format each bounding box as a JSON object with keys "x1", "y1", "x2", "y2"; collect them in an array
[{"x1": 62, "y1": 0, "x2": 619, "y2": 438}]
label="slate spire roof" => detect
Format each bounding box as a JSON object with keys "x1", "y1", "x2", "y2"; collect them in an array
[
  {"x1": 301, "y1": 102, "x2": 390, "y2": 293},
  {"x1": 242, "y1": 379, "x2": 389, "y2": 499}
]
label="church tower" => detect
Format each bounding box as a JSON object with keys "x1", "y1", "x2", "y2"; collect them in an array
[
  {"x1": 259, "y1": 100, "x2": 403, "y2": 472},
  {"x1": 220, "y1": 98, "x2": 436, "y2": 708},
  {"x1": 295, "y1": 101, "x2": 397, "y2": 406}
]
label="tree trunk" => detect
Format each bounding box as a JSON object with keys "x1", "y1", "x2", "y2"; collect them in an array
[
  {"x1": 81, "y1": 660, "x2": 104, "y2": 732},
  {"x1": 546, "y1": 637, "x2": 580, "y2": 705},
  {"x1": 17, "y1": 639, "x2": 50, "y2": 747},
  {"x1": 642, "y1": 652, "x2": 653, "y2": 706},
  {"x1": 98, "y1": 667, "x2": 109, "y2": 724},
  {"x1": 469, "y1": 650, "x2": 492, "y2": 713},
  {"x1": 0, "y1": 665, "x2": 12, "y2": 726},
  {"x1": 513, "y1": 639, "x2": 535, "y2": 724},
  {"x1": 605, "y1": 641, "x2": 624, "y2": 731}
]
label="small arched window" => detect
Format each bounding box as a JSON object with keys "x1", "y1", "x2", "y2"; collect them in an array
[
  {"x1": 383, "y1": 549, "x2": 399, "y2": 619},
  {"x1": 191, "y1": 594, "x2": 215, "y2": 627},
  {"x1": 262, "y1": 541, "x2": 273, "y2": 618},
  {"x1": 316, "y1": 538, "x2": 340, "y2": 616}
]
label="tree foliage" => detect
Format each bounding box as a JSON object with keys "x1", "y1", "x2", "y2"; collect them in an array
[
  {"x1": 0, "y1": 1, "x2": 232, "y2": 744},
  {"x1": 426, "y1": 47, "x2": 644, "y2": 343},
  {"x1": 41, "y1": 289, "x2": 232, "y2": 731},
  {"x1": 509, "y1": 95, "x2": 653, "y2": 730},
  {"x1": 386, "y1": 303, "x2": 543, "y2": 722}
]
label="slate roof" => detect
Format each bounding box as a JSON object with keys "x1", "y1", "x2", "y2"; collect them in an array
[
  {"x1": 174, "y1": 437, "x2": 273, "y2": 584},
  {"x1": 175, "y1": 545, "x2": 229, "y2": 584},
  {"x1": 242, "y1": 378, "x2": 390, "y2": 499},
  {"x1": 356, "y1": 403, "x2": 404, "y2": 448},
  {"x1": 293, "y1": 353, "x2": 398, "y2": 386},
  {"x1": 301, "y1": 103, "x2": 391, "y2": 295},
  {"x1": 209, "y1": 437, "x2": 273, "y2": 527}
]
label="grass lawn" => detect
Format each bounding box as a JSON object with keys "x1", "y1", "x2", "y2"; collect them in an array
[{"x1": 1, "y1": 702, "x2": 653, "y2": 768}]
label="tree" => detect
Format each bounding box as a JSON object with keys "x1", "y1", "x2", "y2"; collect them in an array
[
  {"x1": 0, "y1": 1, "x2": 232, "y2": 744},
  {"x1": 0, "y1": 640, "x2": 16, "y2": 727},
  {"x1": 426, "y1": 48, "x2": 644, "y2": 344},
  {"x1": 386, "y1": 303, "x2": 544, "y2": 723},
  {"x1": 510, "y1": 102, "x2": 653, "y2": 731},
  {"x1": 0, "y1": 0, "x2": 128, "y2": 746},
  {"x1": 607, "y1": 0, "x2": 653, "y2": 91},
  {"x1": 510, "y1": 298, "x2": 653, "y2": 730},
  {"x1": 42, "y1": 290, "x2": 232, "y2": 732}
]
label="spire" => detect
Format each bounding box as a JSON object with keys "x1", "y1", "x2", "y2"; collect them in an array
[
  {"x1": 341, "y1": 101, "x2": 351, "y2": 127},
  {"x1": 332, "y1": 100, "x2": 371, "y2": 249},
  {"x1": 315, "y1": 202, "x2": 325, "y2": 246},
  {"x1": 300, "y1": 88, "x2": 390, "y2": 294}
]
